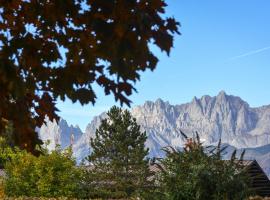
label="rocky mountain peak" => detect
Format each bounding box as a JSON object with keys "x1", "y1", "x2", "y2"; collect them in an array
[
  {"x1": 38, "y1": 117, "x2": 83, "y2": 151},
  {"x1": 217, "y1": 90, "x2": 227, "y2": 98},
  {"x1": 38, "y1": 91, "x2": 270, "y2": 177},
  {"x1": 155, "y1": 98, "x2": 165, "y2": 105},
  {"x1": 76, "y1": 91, "x2": 270, "y2": 158},
  {"x1": 178, "y1": 93, "x2": 264, "y2": 145}
]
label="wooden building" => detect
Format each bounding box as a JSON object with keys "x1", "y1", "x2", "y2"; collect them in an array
[{"x1": 243, "y1": 160, "x2": 270, "y2": 197}]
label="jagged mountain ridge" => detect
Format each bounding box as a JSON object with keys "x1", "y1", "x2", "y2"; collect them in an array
[
  {"x1": 38, "y1": 117, "x2": 83, "y2": 151},
  {"x1": 38, "y1": 91, "x2": 270, "y2": 176},
  {"x1": 132, "y1": 91, "x2": 270, "y2": 150},
  {"x1": 73, "y1": 91, "x2": 270, "y2": 161}
]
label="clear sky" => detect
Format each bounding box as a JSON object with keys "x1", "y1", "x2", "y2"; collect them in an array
[{"x1": 57, "y1": 0, "x2": 270, "y2": 131}]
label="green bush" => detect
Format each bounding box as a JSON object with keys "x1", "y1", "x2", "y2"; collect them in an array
[
  {"x1": 155, "y1": 134, "x2": 251, "y2": 200},
  {"x1": 3, "y1": 147, "x2": 83, "y2": 198}
]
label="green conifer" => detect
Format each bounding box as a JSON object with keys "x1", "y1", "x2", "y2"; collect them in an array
[{"x1": 86, "y1": 106, "x2": 153, "y2": 199}]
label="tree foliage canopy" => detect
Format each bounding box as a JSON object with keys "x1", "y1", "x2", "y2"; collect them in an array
[
  {"x1": 86, "y1": 106, "x2": 153, "y2": 199},
  {"x1": 3, "y1": 146, "x2": 83, "y2": 198},
  {"x1": 155, "y1": 134, "x2": 251, "y2": 200},
  {"x1": 0, "y1": 0, "x2": 180, "y2": 152}
]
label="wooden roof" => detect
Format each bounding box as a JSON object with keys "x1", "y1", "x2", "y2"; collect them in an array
[{"x1": 245, "y1": 160, "x2": 270, "y2": 197}]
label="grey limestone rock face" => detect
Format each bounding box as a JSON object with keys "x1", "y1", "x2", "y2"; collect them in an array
[
  {"x1": 38, "y1": 91, "x2": 270, "y2": 176},
  {"x1": 130, "y1": 91, "x2": 270, "y2": 156},
  {"x1": 74, "y1": 91, "x2": 270, "y2": 162},
  {"x1": 38, "y1": 117, "x2": 83, "y2": 151}
]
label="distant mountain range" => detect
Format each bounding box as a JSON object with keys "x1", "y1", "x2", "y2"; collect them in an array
[{"x1": 38, "y1": 91, "x2": 270, "y2": 177}]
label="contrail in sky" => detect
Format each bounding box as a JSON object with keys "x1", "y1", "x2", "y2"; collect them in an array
[{"x1": 229, "y1": 46, "x2": 270, "y2": 60}]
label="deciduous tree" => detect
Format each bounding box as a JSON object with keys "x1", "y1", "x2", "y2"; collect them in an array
[
  {"x1": 4, "y1": 146, "x2": 83, "y2": 198},
  {"x1": 0, "y1": 0, "x2": 180, "y2": 152}
]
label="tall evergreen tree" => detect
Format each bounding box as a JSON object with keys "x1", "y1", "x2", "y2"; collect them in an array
[{"x1": 86, "y1": 106, "x2": 153, "y2": 199}]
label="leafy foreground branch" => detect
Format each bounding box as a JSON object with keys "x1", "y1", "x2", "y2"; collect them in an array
[{"x1": 0, "y1": 0, "x2": 180, "y2": 153}]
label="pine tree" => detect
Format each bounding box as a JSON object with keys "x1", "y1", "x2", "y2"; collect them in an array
[{"x1": 86, "y1": 106, "x2": 153, "y2": 199}]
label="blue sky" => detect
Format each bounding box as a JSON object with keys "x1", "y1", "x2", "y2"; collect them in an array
[{"x1": 57, "y1": 0, "x2": 270, "y2": 131}]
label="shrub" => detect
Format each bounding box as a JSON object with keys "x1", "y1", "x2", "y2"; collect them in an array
[
  {"x1": 155, "y1": 133, "x2": 251, "y2": 200},
  {"x1": 3, "y1": 147, "x2": 83, "y2": 198}
]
